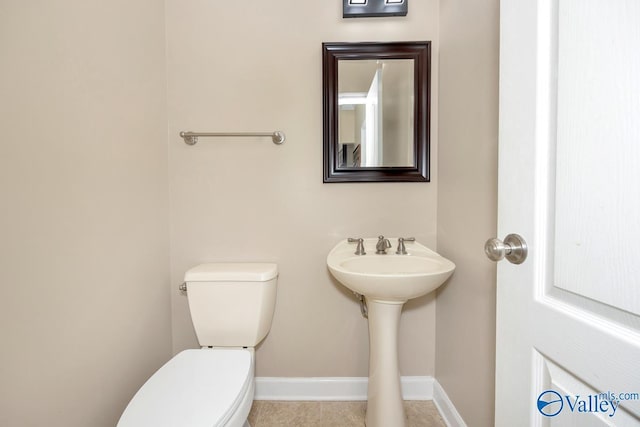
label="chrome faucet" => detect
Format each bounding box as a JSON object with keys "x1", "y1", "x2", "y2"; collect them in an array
[
  {"x1": 376, "y1": 235, "x2": 392, "y2": 254},
  {"x1": 396, "y1": 237, "x2": 416, "y2": 255}
]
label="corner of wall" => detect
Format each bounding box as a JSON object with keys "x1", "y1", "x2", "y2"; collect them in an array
[{"x1": 435, "y1": 0, "x2": 500, "y2": 425}]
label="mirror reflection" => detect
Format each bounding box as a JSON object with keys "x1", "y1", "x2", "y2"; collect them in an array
[{"x1": 338, "y1": 59, "x2": 414, "y2": 168}]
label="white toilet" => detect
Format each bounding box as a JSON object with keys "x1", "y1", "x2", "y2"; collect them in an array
[{"x1": 118, "y1": 263, "x2": 278, "y2": 427}]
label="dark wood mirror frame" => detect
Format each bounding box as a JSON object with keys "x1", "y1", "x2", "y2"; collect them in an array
[{"x1": 323, "y1": 41, "x2": 431, "y2": 183}]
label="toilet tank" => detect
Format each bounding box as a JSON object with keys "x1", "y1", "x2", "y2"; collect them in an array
[{"x1": 184, "y1": 263, "x2": 278, "y2": 347}]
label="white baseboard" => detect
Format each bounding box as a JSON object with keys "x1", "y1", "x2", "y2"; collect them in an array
[
  {"x1": 255, "y1": 376, "x2": 370, "y2": 401},
  {"x1": 432, "y1": 380, "x2": 467, "y2": 427},
  {"x1": 254, "y1": 376, "x2": 466, "y2": 426}
]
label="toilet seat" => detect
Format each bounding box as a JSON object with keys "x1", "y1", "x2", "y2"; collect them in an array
[{"x1": 118, "y1": 349, "x2": 254, "y2": 427}]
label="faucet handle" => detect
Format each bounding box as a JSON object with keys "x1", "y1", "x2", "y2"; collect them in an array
[
  {"x1": 396, "y1": 237, "x2": 416, "y2": 255},
  {"x1": 347, "y1": 237, "x2": 366, "y2": 255}
]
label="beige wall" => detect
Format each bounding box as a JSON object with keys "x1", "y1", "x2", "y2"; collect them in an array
[
  {"x1": 166, "y1": 1, "x2": 441, "y2": 377},
  {"x1": 436, "y1": 0, "x2": 500, "y2": 425},
  {"x1": 0, "y1": 1, "x2": 501, "y2": 424},
  {"x1": 0, "y1": 1, "x2": 172, "y2": 426}
]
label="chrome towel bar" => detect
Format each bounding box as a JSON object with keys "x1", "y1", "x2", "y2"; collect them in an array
[{"x1": 179, "y1": 131, "x2": 286, "y2": 146}]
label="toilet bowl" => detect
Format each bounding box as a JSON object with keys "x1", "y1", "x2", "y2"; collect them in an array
[
  {"x1": 118, "y1": 263, "x2": 278, "y2": 427},
  {"x1": 118, "y1": 349, "x2": 254, "y2": 427}
]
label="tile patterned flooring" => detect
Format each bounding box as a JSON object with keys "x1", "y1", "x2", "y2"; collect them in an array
[{"x1": 248, "y1": 400, "x2": 446, "y2": 427}]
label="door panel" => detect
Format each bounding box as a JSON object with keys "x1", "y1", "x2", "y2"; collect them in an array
[
  {"x1": 554, "y1": 0, "x2": 640, "y2": 316},
  {"x1": 496, "y1": 0, "x2": 640, "y2": 424},
  {"x1": 536, "y1": 352, "x2": 640, "y2": 426}
]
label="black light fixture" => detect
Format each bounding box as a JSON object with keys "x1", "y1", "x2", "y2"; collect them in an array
[{"x1": 343, "y1": 0, "x2": 408, "y2": 18}]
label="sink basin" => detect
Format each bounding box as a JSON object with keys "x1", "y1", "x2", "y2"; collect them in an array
[
  {"x1": 327, "y1": 238, "x2": 456, "y2": 427},
  {"x1": 327, "y1": 238, "x2": 455, "y2": 302}
]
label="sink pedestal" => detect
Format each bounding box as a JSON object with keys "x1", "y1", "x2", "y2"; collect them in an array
[
  {"x1": 365, "y1": 298, "x2": 406, "y2": 427},
  {"x1": 326, "y1": 238, "x2": 456, "y2": 427}
]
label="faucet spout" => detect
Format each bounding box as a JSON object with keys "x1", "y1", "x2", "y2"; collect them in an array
[{"x1": 376, "y1": 235, "x2": 392, "y2": 254}]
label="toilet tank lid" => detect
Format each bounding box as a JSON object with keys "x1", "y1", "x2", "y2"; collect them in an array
[{"x1": 185, "y1": 263, "x2": 278, "y2": 282}]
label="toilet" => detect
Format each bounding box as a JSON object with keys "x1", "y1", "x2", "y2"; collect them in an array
[{"x1": 118, "y1": 263, "x2": 278, "y2": 427}]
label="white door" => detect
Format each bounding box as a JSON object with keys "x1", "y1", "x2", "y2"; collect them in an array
[{"x1": 495, "y1": 0, "x2": 640, "y2": 425}]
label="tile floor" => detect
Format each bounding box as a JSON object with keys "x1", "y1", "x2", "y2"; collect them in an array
[{"x1": 248, "y1": 400, "x2": 446, "y2": 427}]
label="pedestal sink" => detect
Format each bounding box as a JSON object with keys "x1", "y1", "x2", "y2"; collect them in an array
[{"x1": 327, "y1": 238, "x2": 455, "y2": 427}]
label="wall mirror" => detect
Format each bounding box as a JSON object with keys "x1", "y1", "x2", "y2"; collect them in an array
[{"x1": 323, "y1": 41, "x2": 431, "y2": 182}]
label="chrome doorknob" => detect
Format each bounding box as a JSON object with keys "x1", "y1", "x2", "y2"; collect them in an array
[{"x1": 484, "y1": 234, "x2": 528, "y2": 264}]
